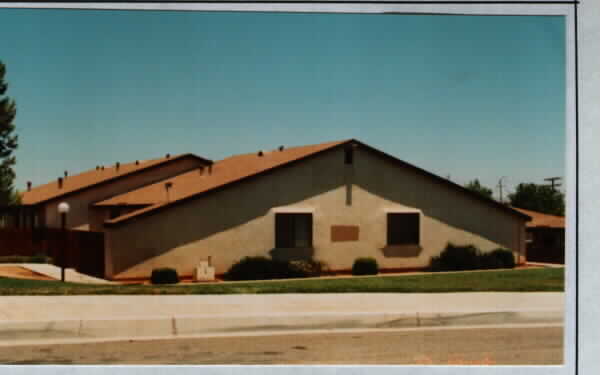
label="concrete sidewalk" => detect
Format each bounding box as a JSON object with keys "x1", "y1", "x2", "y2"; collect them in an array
[
  {"x1": 19, "y1": 264, "x2": 117, "y2": 284},
  {"x1": 0, "y1": 263, "x2": 117, "y2": 284},
  {"x1": 0, "y1": 293, "x2": 564, "y2": 346}
]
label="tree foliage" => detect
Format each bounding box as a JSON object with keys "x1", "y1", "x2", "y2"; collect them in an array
[
  {"x1": 464, "y1": 179, "x2": 494, "y2": 199},
  {"x1": 508, "y1": 183, "x2": 565, "y2": 216},
  {"x1": 0, "y1": 61, "x2": 19, "y2": 205}
]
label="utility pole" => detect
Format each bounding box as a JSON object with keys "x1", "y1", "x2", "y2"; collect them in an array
[
  {"x1": 544, "y1": 177, "x2": 562, "y2": 192},
  {"x1": 497, "y1": 176, "x2": 507, "y2": 203}
]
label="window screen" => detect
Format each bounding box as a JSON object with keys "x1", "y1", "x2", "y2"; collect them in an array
[{"x1": 387, "y1": 213, "x2": 420, "y2": 245}]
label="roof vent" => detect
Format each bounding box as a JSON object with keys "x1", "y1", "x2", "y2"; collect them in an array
[
  {"x1": 278, "y1": 145, "x2": 284, "y2": 151},
  {"x1": 58, "y1": 177, "x2": 63, "y2": 189},
  {"x1": 27, "y1": 181, "x2": 32, "y2": 192},
  {"x1": 166, "y1": 153, "x2": 171, "y2": 159},
  {"x1": 258, "y1": 150, "x2": 264, "y2": 157},
  {"x1": 116, "y1": 162, "x2": 120, "y2": 171}
]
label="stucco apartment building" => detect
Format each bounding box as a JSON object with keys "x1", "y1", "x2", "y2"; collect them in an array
[
  {"x1": 20, "y1": 139, "x2": 530, "y2": 280},
  {"x1": 513, "y1": 207, "x2": 565, "y2": 264}
]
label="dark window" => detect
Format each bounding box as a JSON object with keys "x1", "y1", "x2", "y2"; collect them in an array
[
  {"x1": 387, "y1": 213, "x2": 420, "y2": 245},
  {"x1": 275, "y1": 213, "x2": 313, "y2": 248},
  {"x1": 344, "y1": 147, "x2": 353, "y2": 165}
]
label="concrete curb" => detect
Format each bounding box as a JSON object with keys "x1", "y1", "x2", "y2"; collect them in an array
[{"x1": 0, "y1": 309, "x2": 563, "y2": 346}]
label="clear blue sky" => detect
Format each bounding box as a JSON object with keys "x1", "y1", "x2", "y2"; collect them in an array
[{"x1": 0, "y1": 10, "x2": 565, "y2": 198}]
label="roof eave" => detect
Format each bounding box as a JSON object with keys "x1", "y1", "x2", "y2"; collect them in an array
[{"x1": 21, "y1": 153, "x2": 212, "y2": 206}]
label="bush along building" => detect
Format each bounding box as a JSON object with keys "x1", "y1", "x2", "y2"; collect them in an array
[{"x1": 17, "y1": 139, "x2": 531, "y2": 281}]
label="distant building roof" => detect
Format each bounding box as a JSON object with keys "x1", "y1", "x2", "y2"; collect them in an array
[
  {"x1": 511, "y1": 207, "x2": 565, "y2": 229},
  {"x1": 20, "y1": 153, "x2": 212, "y2": 205}
]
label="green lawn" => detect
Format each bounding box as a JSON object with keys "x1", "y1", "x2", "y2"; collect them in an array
[{"x1": 0, "y1": 268, "x2": 563, "y2": 295}]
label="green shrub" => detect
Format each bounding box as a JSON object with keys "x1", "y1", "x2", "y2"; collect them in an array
[
  {"x1": 29, "y1": 253, "x2": 53, "y2": 264},
  {"x1": 429, "y1": 244, "x2": 516, "y2": 272},
  {"x1": 0, "y1": 254, "x2": 52, "y2": 264},
  {"x1": 352, "y1": 257, "x2": 379, "y2": 276},
  {"x1": 0, "y1": 255, "x2": 28, "y2": 263},
  {"x1": 289, "y1": 259, "x2": 328, "y2": 277},
  {"x1": 224, "y1": 256, "x2": 292, "y2": 281},
  {"x1": 429, "y1": 244, "x2": 481, "y2": 271},
  {"x1": 223, "y1": 257, "x2": 327, "y2": 281},
  {"x1": 478, "y1": 252, "x2": 504, "y2": 269},
  {"x1": 150, "y1": 268, "x2": 180, "y2": 284},
  {"x1": 489, "y1": 248, "x2": 516, "y2": 269}
]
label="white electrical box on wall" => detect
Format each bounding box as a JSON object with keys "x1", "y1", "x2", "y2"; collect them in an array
[{"x1": 194, "y1": 260, "x2": 215, "y2": 282}]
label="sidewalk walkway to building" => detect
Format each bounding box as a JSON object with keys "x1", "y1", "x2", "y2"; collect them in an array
[{"x1": 0, "y1": 264, "x2": 116, "y2": 284}]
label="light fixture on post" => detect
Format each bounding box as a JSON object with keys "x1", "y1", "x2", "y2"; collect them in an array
[{"x1": 57, "y1": 202, "x2": 70, "y2": 282}]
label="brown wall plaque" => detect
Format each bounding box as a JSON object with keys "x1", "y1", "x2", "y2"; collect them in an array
[{"x1": 331, "y1": 225, "x2": 359, "y2": 242}]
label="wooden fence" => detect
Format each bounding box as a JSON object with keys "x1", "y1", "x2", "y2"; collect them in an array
[{"x1": 0, "y1": 227, "x2": 105, "y2": 279}]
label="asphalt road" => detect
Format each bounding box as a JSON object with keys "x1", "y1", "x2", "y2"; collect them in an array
[{"x1": 0, "y1": 326, "x2": 563, "y2": 365}]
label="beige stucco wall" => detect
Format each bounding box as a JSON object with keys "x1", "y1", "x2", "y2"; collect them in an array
[
  {"x1": 42, "y1": 157, "x2": 206, "y2": 231},
  {"x1": 105, "y1": 147, "x2": 527, "y2": 280}
]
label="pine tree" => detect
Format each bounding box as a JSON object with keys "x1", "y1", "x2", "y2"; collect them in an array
[{"x1": 0, "y1": 61, "x2": 19, "y2": 205}]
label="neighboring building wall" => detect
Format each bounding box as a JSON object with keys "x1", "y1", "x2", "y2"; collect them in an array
[
  {"x1": 526, "y1": 227, "x2": 565, "y2": 264},
  {"x1": 105, "y1": 147, "x2": 527, "y2": 280},
  {"x1": 42, "y1": 157, "x2": 205, "y2": 231}
]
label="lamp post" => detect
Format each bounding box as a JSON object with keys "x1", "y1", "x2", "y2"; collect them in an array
[{"x1": 57, "y1": 202, "x2": 70, "y2": 282}]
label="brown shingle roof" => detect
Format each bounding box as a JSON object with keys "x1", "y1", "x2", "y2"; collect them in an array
[
  {"x1": 97, "y1": 140, "x2": 348, "y2": 209},
  {"x1": 101, "y1": 139, "x2": 530, "y2": 227},
  {"x1": 20, "y1": 153, "x2": 212, "y2": 205},
  {"x1": 511, "y1": 207, "x2": 565, "y2": 229}
]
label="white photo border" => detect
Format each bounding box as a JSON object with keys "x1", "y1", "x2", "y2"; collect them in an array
[{"x1": 0, "y1": 1, "x2": 592, "y2": 375}]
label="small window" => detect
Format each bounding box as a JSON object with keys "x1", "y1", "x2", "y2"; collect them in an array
[
  {"x1": 387, "y1": 213, "x2": 420, "y2": 246},
  {"x1": 275, "y1": 213, "x2": 313, "y2": 248}
]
